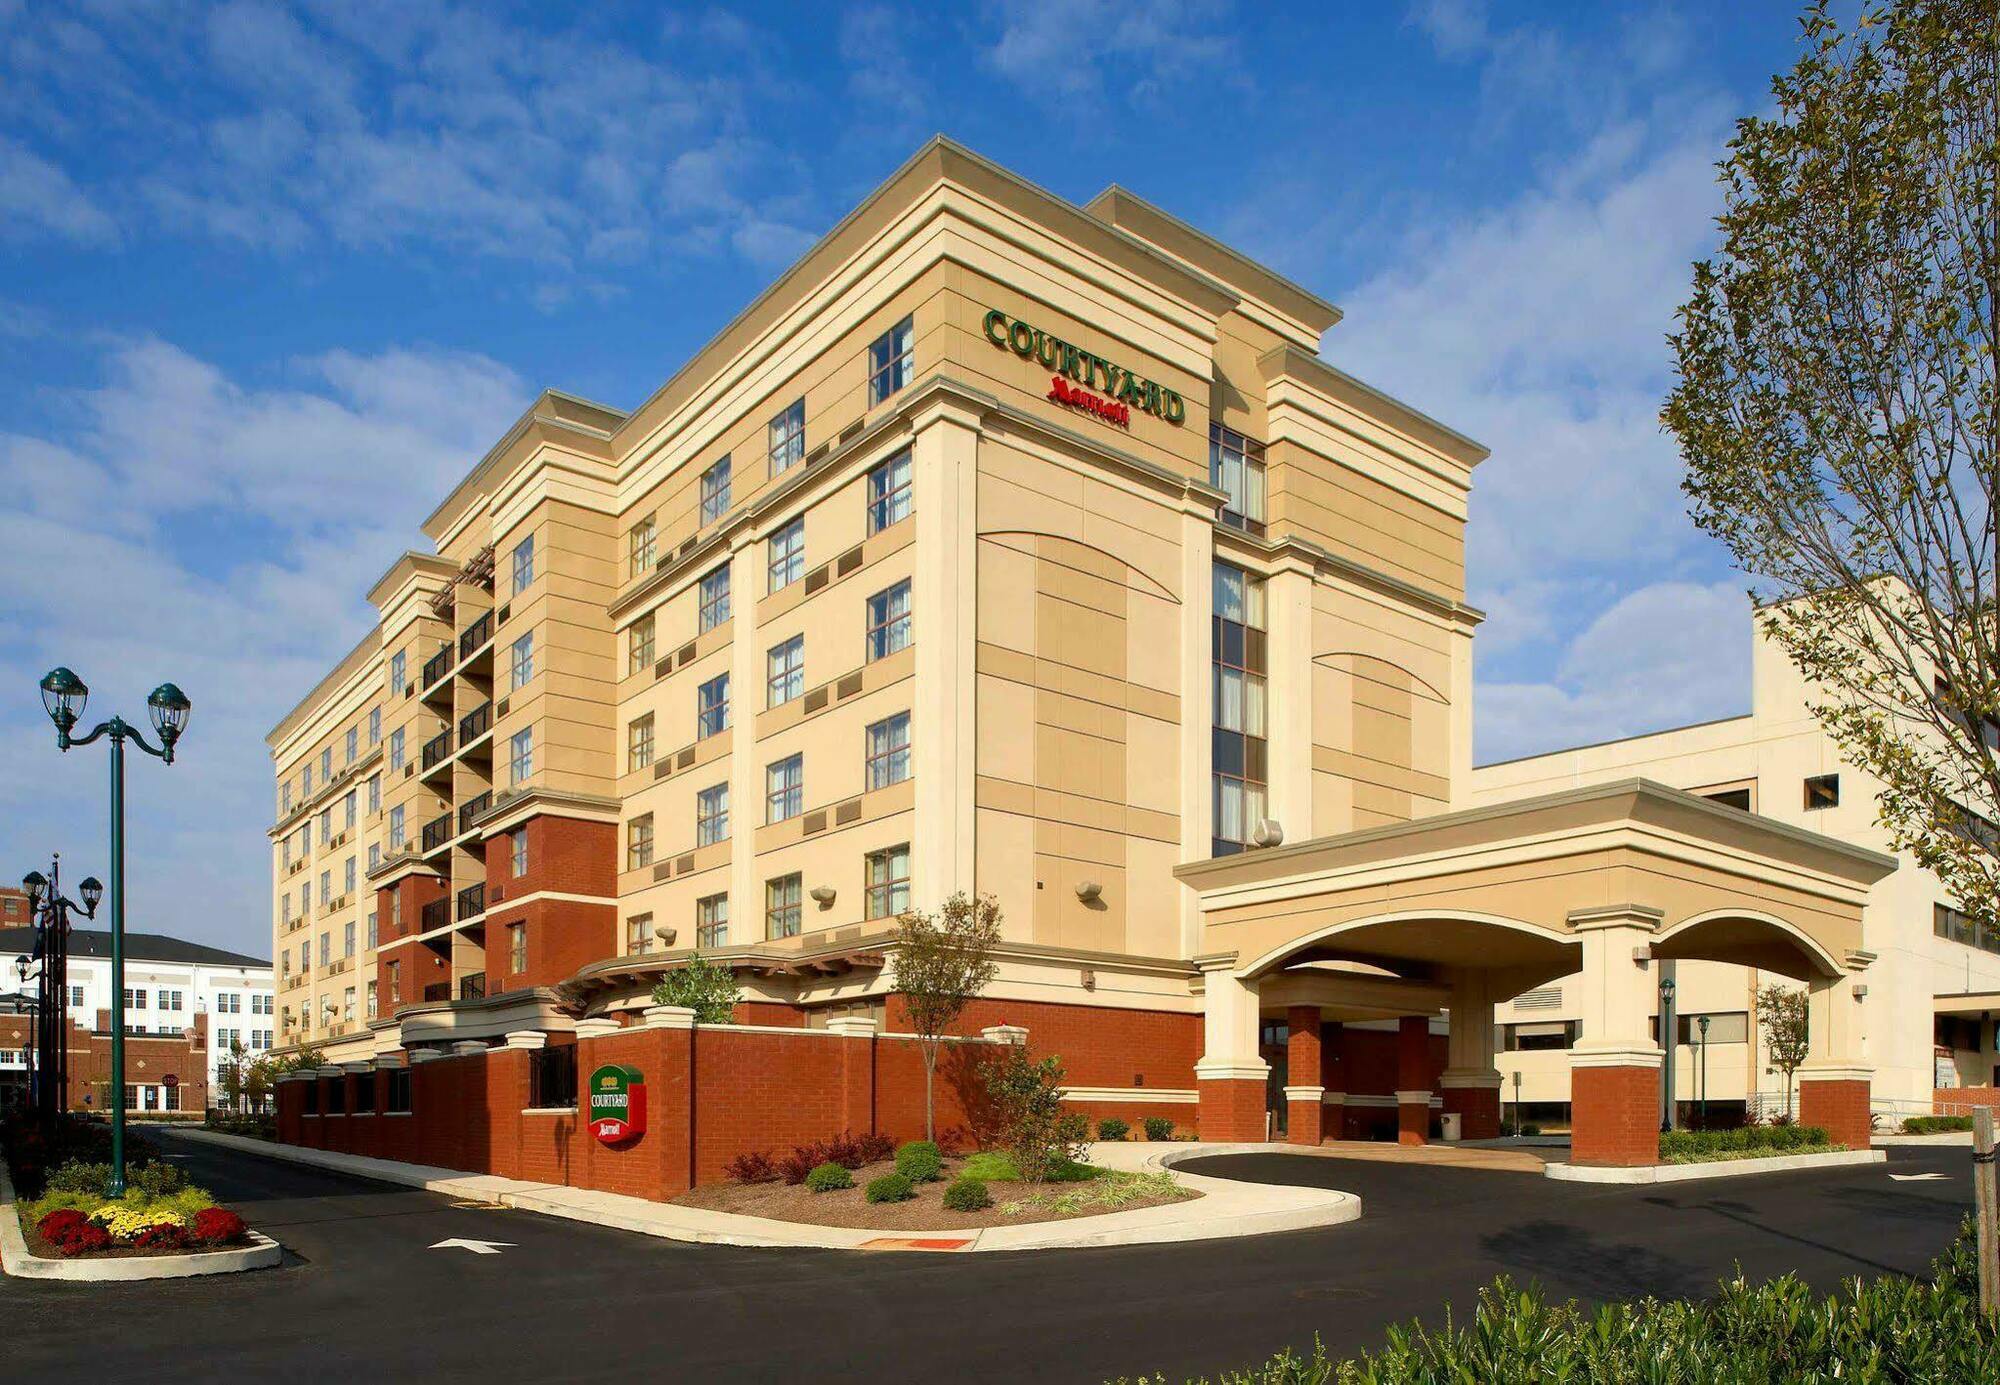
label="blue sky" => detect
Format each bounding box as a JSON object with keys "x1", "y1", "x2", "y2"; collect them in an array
[{"x1": 0, "y1": 0, "x2": 1809, "y2": 955}]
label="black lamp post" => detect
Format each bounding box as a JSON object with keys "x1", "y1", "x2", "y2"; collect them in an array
[
  {"x1": 1696, "y1": 1014, "x2": 1711, "y2": 1132},
  {"x1": 1659, "y1": 974, "x2": 1677, "y2": 1134},
  {"x1": 17, "y1": 855, "x2": 99, "y2": 1133},
  {"x1": 38, "y1": 667, "x2": 190, "y2": 1195}
]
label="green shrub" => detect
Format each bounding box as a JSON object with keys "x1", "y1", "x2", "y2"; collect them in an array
[
  {"x1": 943, "y1": 1177, "x2": 992, "y2": 1212},
  {"x1": 1904, "y1": 1115, "x2": 1973, "y2": 1134},
  {"x1": 1658, "y1": 1124, "x2": 1833, "y2": 1162},
  {"x1": 804, "y1": 1162, "x2": 853, "y2": 1193},
  {"x1": 865, "y1": 1172, "x2": 915, "y2": 1204},
  {"x1": 1519, "y1": 1122, "x2": 1543, "y2": 1137},
  {"x1": 1097, "y1": 1118, "x2": 1130, "y2": 1141},
  {"x1": 1142, "y1": 1117, "x2": 1174, "y2": 1142},
  {"x1": 894, "y1": 1140, "x2": 943, "y2": 1183},
  {"x1": 1107, "y1": 1222, "x2": 1999, "y2": 1383},
  {"x1": 980, "y1": 1048, "x2": 1090, "y2": 1183},
  {"x1": 46, "y1": 1161, "x2": 114, "y2": 1194}
]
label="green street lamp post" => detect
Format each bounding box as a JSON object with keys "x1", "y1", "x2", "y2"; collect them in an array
[{"x1": 38, "y1": 667, "x2": 191, "y2": 1195}]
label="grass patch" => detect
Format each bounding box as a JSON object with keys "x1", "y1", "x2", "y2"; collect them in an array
[
  {"x1": 1903, "y1": 1115, "x2": 1973, "y2": 1135},
  {"x1": 958, "y1": 1151, "x2": 1101, "y2": 1184},
  {"x1": 1662, "y1": 1143, "x2": 1838, "y2": 1165},
  {"x1": 999, "y1": 1171, "x2": 1182, "y2": 1216}
]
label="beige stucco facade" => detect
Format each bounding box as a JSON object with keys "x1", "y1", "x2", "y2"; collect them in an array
[{"x1": 1470, "y1": 617, "x2": 2000, "y2": 1112}]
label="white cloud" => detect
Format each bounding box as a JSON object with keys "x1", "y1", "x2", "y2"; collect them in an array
[
  {"x1": 983, "y1": 0, "x2": 1242, "y2": 103},
  {"x1": 1477, "y1": 580, "x2": 1752, "y2": 763},
  {"x1": 0, "y1": 331, "x2": 528, "y2": 956},
  {"x1": 0, "y1": 135, "x2": 119, "y2": 244}
]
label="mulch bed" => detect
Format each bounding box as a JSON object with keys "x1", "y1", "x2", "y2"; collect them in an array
[
  {"x1": 673, "y1": 1154, "x2": 1197, "y2": 1232},
  {"x1": 17, "y1": 1215, "x2": 239, "y2": 1261}
]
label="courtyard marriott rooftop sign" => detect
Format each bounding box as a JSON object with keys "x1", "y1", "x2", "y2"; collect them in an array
[{"x1": 983, "y1": 309, "x2": 1186, "y2": 430}]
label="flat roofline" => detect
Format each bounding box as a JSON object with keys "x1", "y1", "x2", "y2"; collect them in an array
[{"x1": 1474, "y1": 711, "x2": 1756, "y2": 771}]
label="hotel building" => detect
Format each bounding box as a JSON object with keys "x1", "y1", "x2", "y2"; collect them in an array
[{"x1": 266, "y1": 139, "x2": 1895, "y2": 1180}]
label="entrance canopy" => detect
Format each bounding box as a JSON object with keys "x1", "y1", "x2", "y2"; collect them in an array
[{"x1": 1176, "y1": 779, "x2": 1896, "y2": 989}]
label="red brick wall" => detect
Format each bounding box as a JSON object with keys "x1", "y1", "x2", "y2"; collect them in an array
[
  {"x1": 376, "y1": 873, "x2": 450, "y2": 1009},
  {"x1": 7, "y1": 1012, "x2": 213, "y2": 1112},
  {"x1": 1799, "y1": 1077, "x2": 1871, "y2": 1150},
  {"x1": 481, "y1": 816, "x2": 618, "y2": 991},
  {"x1": 481, "y1": 897, "x2": 617, "y2": 997},
  {"x1": 884, "y1": 995, "x2": 1201, "y2": 1091},
  {"x1": 1936, "y1": 1087, "x2": 2000, "y2": 1116},
  {"x1": 1571, "y1": 1064, "x2": 1660, "y2": 1166},
  {"x1": 1196, "y1": 1077, "x2": 1267, "y2": 1142}
]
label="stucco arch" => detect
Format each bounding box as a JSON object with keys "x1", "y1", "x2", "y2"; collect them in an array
[
  {"x1": 1651, "y1": 907, "x2": 1844, "y2": 982},
  {"x1": 1237, "y1": 908, "x2": 1580, "y2": 987}
]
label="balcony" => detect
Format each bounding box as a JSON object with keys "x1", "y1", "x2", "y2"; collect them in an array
[
  {"x1": 421, "y1": 811, "x2": 453, "y2": 852},
  {"x1": 422, "y1": 644, "x2": 453, "y2": 690},
  {"x1": 458, "y1": 790, "x2": 492, "y2": 835},
  {"x1": 458, "y1": 701, "x2": 492, "y2": 744},
  {"x1": 420, "y1": 897, "x2": 451, "y2": 932},
  {"x1": 459, "y1": 609, "x2": 493, "y2": 660},
  {"x1": 456, "y1": 882, "x2": 486, "y2": 920},
  {"x1": 421, "y1": 728, "x2": 453, "y2": 771},
  {"x1": 459, "y1": 973, "x2": 487, "y2": 1002}
]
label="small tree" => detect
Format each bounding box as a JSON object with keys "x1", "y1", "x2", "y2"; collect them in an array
[
  {"x1": 891, "y1": 892, "x2": 1001, "y2": 1141},
  {"x1": 650, "y1": 952, "x2": 739, "y2": 1024},
  {"x1": 218, "y1": 1040, "x2": 248, "y2": 1113},
  {"x1": 242, "y1": 1056, "x2": 276, "y2": 1114},
  {"x1": 1757, "y1": 983, "x2": 1812, "y2": 1119},
  {"x1": 980, "y1": 1046, "x2": 1089, "y2": 1183}
]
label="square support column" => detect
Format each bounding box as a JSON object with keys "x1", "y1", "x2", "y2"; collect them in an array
[
  {"x1": 1567, "y1": 906, "x2": 1665, "y2": 1166},
  {"x1": 1320, "y1": 1020, "x2": 1347, "y2": 1137},
  {"x1": 1396, "y1": 1015, "x2": 1432, "y2": 1145},
  {"x1": 1441, "y1": 970, "x2": 1503, "y2": 1139},
  {"x1": 1195, "y1": 957, "x2": 1269, "y2": 1142},
  {"x1": 1799, "y1": 967, "x2": 1873, "y2": 1150},
  {"x1": 1284, "y1": 1005, "x2": 1324, "y2": 1145}
]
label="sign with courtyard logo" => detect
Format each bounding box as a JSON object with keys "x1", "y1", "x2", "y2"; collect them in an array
[{"x1": 588, "y1": 1063, "x2": 646, "y2": 1145}]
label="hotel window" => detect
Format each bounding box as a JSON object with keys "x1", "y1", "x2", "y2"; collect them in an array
[
  {"x1": 629, "y1": 614, "x2": 656, "y2": 676},
  {"x1": 321, "y1": 747, "x2": 333, "y2": 782},
  {"x1": 627, "y1": 814, "x2": 655, "y2": 871},
  {"x1": 697, "y1": 673, "x2": 731, "y2": 738},
  {"x1": 281, "y1": 895, "x2": 292, "y2": 925},
  {"x1": 389, "y1": 650, "x2": 406, "y2": 693},
  {"x1": 766, "y1": 753, "x2": 804, "y2": 823},
  {"x1": 389, "y1": 805, "x2": 406, "y2": 848},
  {"x1": 701, "y1": 455, "x2": 732, "y2": 524},
  {"x1": 300, "y1": 881, "x2": 311, "y2": 914},
  {"x1": 865, "y1": 844, "x2": 911, "y2": 919},
  {"x1": 344, "y1": 987, "x2": 356, "y2": 1024},
  {"x1": 768, "y1": 517, "x2": 805, "y2": 591},
  {"x1": 318, "y1": 809, "x2": 331, "y2": 847},
  {"x1": 369, "y1": 844, "x2": 381, "y2": 872},
  {"x1": 302, "y1": 763, "x2": 313, "y2": 796},
  {"x1": 696, "y1": 783, "x2": 730, "y2": 846},
  {"x1": 389, "y1": 728, "x2": 405, "y2": 773},
  {"x1": 767, "y1": 874, "x2": 802, "y2": 940},
  {"x1": 343, "y1": 791, "x2": 357, "y2": 831},
  {"x1": 1212, "y1": 561, "x2": 1269, "y2": 856},
  {"x1": 866, "y1": 580, "x2": 912, "y2": 661},
  {"x1": 866, "y1": 450, "x2": 912, "y2": 534},
  {"x1": 319, "y1": 869, "x2": 331, "y2": 904},
  {"x1": 392, "y1": 891, "x2": 402, "y2": 930},
  {"x1": 1804, "y1": 774, "x2": 1840, "y2": 810},
  {"x1": 343, "y1": 856, "x2": 356, "y2": 895},
  {"x1": 628, "y1": 713, "x2": 655, "y2": 772},
  {"x1": 629, "y1": 516, "x2": 658, "y2": 577},
  {"x1": 368, "y1": 774, "x2": 380, "y2": 814},
  {"x1": 366, "y1": 980, "x2": 378, "y2": 1020},
  {"x1": 510, "y1": 632, "x2": 535, "y2": 690},
  {"x1": 767, "y1": 634, "x2": 804, "y2": 706},
  {"x1": 280, "y1": 781, "x2": 291, "y2": 814},
  {"x1": 768, "y1": 398, "x2": 806, "y2": 476},
  {"x1": 511, "y1": 535, "x2": 535, "y2": 594},
  {"x1": 696, "y1": 894, "x2": 730, "y2": 949},
  {"x1": 626, "y1": 914, "x2": 654, "y2": 954},
  {"x1": 1209, "y1": 424, "x2": 1267, "y2": 534},
  {"x1": 867, "y1": 315, "x2": 914, "y2": 406},
  {"x1": 511, "y1": 828, "x2": 528, "y2": 877},
  {"x1": 509, "y1": 923, "x2": 527, "y2": 974},
  {"x1": 345, "y1": 727, "x2": 358, "y2": 763},
  {"x1": 865, "y1": 712, "x2": 911, "y2": 791},
  {"x1": 343, "y1": 920, "x2": 356, "y2": 957},
  {"x1": 318, "y1": 933, "x2": 330, "y2": 967},
  {"x1": 368, "y1": 706, "x2": 381, "y2": 745},
  {"x1": 508, "y1": 729, "x2": 534, "y2": 784},
  {"x1": 698, "y1": 564, "x2": 732, "y2": 632},
  {"x1": 367, "y1": 910, "x2": 378, "y2": 948}
]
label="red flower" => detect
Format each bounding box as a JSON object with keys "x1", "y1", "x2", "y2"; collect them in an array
[
  {"x1": 37, "y1": 1208, "x2": 90, "y2": 1241},
  {"x1": 191, "y1": 1206, "x2": 247, "y2": 1245},
  {"x1": 56, "y1": 1224, "x2": 111, "y2": 1256}
]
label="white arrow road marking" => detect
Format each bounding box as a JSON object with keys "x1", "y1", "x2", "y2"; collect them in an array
[
  {"x1": 429, "y1": 1238, "x2": 514, "y2": 1254},
  {"x1": 1889, "y1": 1172, "x2": 1950, "y2": 1181}
]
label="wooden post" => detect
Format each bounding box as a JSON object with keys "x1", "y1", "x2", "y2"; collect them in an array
[{"x1": 1975, "y1": 1106, "x2": 1998, "y2": 1320}]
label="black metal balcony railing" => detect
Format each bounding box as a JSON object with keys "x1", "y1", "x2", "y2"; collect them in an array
[
  {"x1": 421, "y1": 728, "x2": 453, "y2": 770},
  {"x1": 459, "y1": 701, "x2": 492, "y2": 743},
  {"x1": 420, "y1": 897, "x2": 451, "y2": 932},
  {"x1": 458, "y1": 790, "x2": 491, "y2": 834},
  {"x1": 457, "y1": 881, "x2": 486, "y2": 920},
  {"x1": 459, "y1": 609, "x2": 493, "y2": 660},
  {"x1": 459, "y1": 973, "x2": 487, "y2": 1002},
  {"x1": 422, "y1": 982, "x2": 450, "y2": 1003},
  {"x1": 420, "y1": 811, "x2": 452, "y2": 852},
  {"x1": 422, "y1": 644, "x2": 453, "y2": 689}
]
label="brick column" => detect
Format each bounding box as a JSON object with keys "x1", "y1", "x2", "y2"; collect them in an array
[
  {"x1": 1799, "y1": 966, "x2": 1872, "y2": 1150},
  {"x1": 1284, "y1": 1005, "x2": 1324, "y2": 1146},
  {"x1": 1195, "y1": 958, "x2": 1269, "y2": 1142},
  {"x1": 1567, "y1": 905, "x2": 1665, "y2": 1166},
  {"x1": 1395, "y1": 1015, "x2": 1431, "y2": 1145}
]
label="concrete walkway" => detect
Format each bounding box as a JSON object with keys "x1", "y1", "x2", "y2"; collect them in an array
[{"x1": 167, "y1": 1130, "x2": 1360, "y2": 1253}]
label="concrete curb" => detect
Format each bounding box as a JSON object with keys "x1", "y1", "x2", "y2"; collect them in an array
[
  {"x1": 166, "y1": 1130, "x2": 1362, "y2": 1253},
  {"x1": 0, "y1": 1152, "x2": 281, "y2": 1282},
  {"x1": 1543, "y1": 1147, "x2": 1887, "y2": 1184}
]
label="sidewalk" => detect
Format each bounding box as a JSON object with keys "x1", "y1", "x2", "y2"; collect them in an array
[{"x1": 166, "y1": 1130, "x2": 1361, "y2": 1253}]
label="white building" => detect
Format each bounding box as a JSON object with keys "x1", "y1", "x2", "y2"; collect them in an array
[{"x1": 0, "y1": 899, "x2": 274, "y2": 1101}]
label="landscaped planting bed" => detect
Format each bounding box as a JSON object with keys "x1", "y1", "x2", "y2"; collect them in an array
[
  {"x1": 1657, "y1": 1123, "x2": 1839, "y2": 1164},
  {"x1": 5, "y1": 1114, "x2": 252, "y2": 1261},
  {"x1": 675, "y1": 1135, "x2": 1196, "y2": 1232}
]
